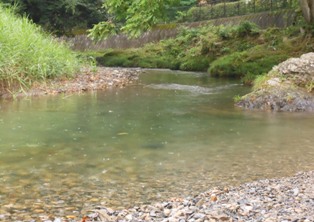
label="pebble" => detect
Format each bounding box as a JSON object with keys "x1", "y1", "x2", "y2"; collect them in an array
[
  {"x1": 0, "y1": 70, "x2": 313, "y2": 222},
  {"x1": 65, "y1": 215, "x2": 77, "y2": 219},
  {"x1": 33, "y1": 209, "x2": 45, "y2": 214},
  {"x1": 163, "y1": 208, "x2": 171, "y2": 217},
  {"x1": 0, "y1": 67, "x2": 141, "y2": 99},
  {"x1": 210, "y1": 194, "x2": 217, "y2": 202},
  {"x1": 78, "y1": 171, "x2": 314, "y2": 222}
]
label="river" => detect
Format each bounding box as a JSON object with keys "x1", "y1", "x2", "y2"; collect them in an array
[{"x1": 0, "y1": 69, "x2": 313, "y2": 219}]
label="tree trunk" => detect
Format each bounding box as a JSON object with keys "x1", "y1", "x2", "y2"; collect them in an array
[{"x1": 299, "y1": 0, "x2": 314, "y2": 24}]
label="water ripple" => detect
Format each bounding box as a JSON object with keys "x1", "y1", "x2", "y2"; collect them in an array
[{"x1": 146, "y1": 83, "x2": 239, "y2": 95}]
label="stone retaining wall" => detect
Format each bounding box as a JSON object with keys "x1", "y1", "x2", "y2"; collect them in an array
[{"x1": 62, "y1": 10, "x2": 295, "y2": 51}]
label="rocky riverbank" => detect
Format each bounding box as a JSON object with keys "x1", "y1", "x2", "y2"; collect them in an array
[
  {"x1": 237, "y1": 53, "x2": 314, "y2": 112},
  {"x1": 0, "y1": 67, "x2": 141, "y2": 99},
  {"x1": 81, "y1": 171, "x2": 314, "y2": 222}
]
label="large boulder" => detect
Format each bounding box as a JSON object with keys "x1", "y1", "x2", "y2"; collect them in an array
[
  {"x1": 276, "y1": 52, "x2": 314, "y2": 87},
  {"x1": 236, "y1": 53, "x2": 314, "y2": 112}
]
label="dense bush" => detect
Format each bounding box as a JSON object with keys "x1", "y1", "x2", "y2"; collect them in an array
[
  {"x1": 235, "y1": 21, "x2": 260, "y2": 37},
  {"x1": 179, "y1": 56, "x2": 210, "y2": 71},
  {"x1": 96, "y1": 49, "x2": 180, "y2": 69},
  {"x1": 0, "y1": 0, "x2": 107, "y2": 35},
  {"x1": 208, "y1": 48, "x2": 290, "y2": 78},
  {"x1": 91, "y1": 21, "x2": 313, "y2": 85},
  {"x1": 0, "y1": 5, "x2": 80, "y2": 91}
]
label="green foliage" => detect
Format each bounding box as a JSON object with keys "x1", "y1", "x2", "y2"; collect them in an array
[
  {"x1": 176, "y1": 0, "x2": 291, "y2": 22},
  {"x1": 305, "y1": 81, "x2": 314, "y2": 92},
  {"x1": 0, "y1": 5, "x2": 80, "y2": 91},
  {"x1": 179, "y1": 0, "x2": 196, "y2": 6},
  {"x1": 209, "y1": 48, "x2": 290, "y2": 78},
  {"x1": 0, "y1": 0, "x2": 107, "y2": 35},
  {"x1": 92, "y1": 20, "x2": 313, "y2": 85},
  {"x1": 217, "y1": 25, "x2": 234, "y2": 39},
  {"x1": 235, "y1": 21, "x2": 260, "y2": 37},
  {"x1": 216, "y1": 22, "x2": 260, "y2": 40},
  {"x1": 179, "y1": 56, "x2": 210, "y2": 71},
  {"x1": 89, "y1": 0, "x2": 179, "y2": 39},
  {"x1": 88, "y1": 21, "x2": 117, "y2": 41},
  {"x1": 253, "y1": 74, "x2": 272, "y2": 90},
  {"x1": 208, "y1": 52, "x2": 242, "y2": 77},
  {"x1": 241, "y1": 72, "x2": 260, "y2": 85},
  {"x1": 177, "y1": 1, "x2": 254, "y2": 22},
  {"x1": 95, "y1": 49, "x2": 179, "y2": 69},
  {"x1": 233, "y1": 94, "x2": 242, "y2": 102}
]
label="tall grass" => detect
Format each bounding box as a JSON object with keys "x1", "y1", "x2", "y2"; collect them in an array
[{"x1": 0, "y1": 5, "x2": 80, "y2": 92}]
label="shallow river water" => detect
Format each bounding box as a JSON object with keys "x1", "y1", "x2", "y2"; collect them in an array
[{"x1": 0, "y1": 70, "x2": 314, "y2": 220}]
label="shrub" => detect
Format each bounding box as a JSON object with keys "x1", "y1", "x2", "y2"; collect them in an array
[
  {"x1": 217, "y1": 25, "x2": 234, "y2": 40},
  {"x1": 241, "y1": 72, "x2": 260, "y2": 85},
  {"x1": 209, "y1": 48, "x2": 289, "y2": 78},
  {"x1": 0, "y1": 5, "x2": 80, "y2": 91},
  {"x1": 208, "y1": 52, "x2": 243, "y2": 77},
  {"x1": 253, "y1": 74, "x2": 272, "y2": 90},
  {"x1": 179, "y1": 56, "x2": 210, "y2": 71},
  {"x1": 235, "y1": 21, "x2": 260, "y2": 37}
]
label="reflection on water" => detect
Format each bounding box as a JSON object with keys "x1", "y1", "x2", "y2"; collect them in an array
[{"x1": 0, "y1": 70, "x2": 314, "y2": 214}]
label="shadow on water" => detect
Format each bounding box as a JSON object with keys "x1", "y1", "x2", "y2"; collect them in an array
[{"x1": 141, "y1": 142, "x2": 166, "y2": 149}]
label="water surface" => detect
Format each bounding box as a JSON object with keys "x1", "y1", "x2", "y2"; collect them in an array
[{"x1": 0, "y1": 70, "x2": 313, "y2": 218}]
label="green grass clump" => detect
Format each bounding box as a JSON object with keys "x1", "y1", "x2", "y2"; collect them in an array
[
  {"x1": 0, "y1": 5, "x2": 80, "y2": 92},
  {"x1": 93, "y1": 24, "x2": 261, "y2": 72},
  {"x1": 179, "y1": 56, "x2": 210, "y2": 71},
  {"x1": 95, "y1": 49, "x2": 178, "y2": 69},
  {"x1": 208, "y1": 48, "x2": 289, "y2": 78},
  {"x1": 91, "y1": 20, "x2": 314, "y2": 86}
]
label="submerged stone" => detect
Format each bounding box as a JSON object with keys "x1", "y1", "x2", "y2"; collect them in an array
[{"x1": 141, "y1": 143, "x2": 165, "y2": 149}]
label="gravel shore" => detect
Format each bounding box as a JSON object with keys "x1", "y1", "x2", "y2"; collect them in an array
[
  {"x1": 83, "y1": 171, "x2": 314, "y2": 222},
  {"x1": 0, "y1": 67, "x2": 141, "y2": 99},
  {"x1": 1, "y1": 68, "x2": 313, "y2": 221}
]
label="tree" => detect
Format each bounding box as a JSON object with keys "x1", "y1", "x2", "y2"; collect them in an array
[
  {"x1": 0, "y1": 0, "x2": 107, "y2": 35},
  {"x1": 299, "y1": 0, "x2": 314, "y2": 24},
  {"x1": 88, "y1": 0, "x2": 196, "y2": 40}
]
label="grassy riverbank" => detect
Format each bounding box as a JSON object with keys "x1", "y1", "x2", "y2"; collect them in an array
[
  {"x1": 0, "y1": 5, "x2": 80, "y2": 95},
  {"x1": 92, "y1": 21, "x2": 314, "y2": 84}
]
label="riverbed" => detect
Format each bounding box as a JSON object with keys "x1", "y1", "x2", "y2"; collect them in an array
[{"x1": 0, "y1": 69, "x2": 313, "y2": 221}]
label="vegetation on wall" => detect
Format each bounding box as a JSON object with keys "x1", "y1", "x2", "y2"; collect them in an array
[
  {"x1": 91, "y1": 21, "x2": 314, "y2": 84},
  {"x1": 176, "y1": 0, "x2": 293, "y2": 22}
]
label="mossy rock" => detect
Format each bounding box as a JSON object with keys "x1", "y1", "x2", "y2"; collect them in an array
[{"x1": 236, "y1": 86, "x2": 314, "y2": 112}]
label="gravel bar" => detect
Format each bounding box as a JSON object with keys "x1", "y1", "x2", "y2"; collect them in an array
[
  {"x1": 83, "y1": 171, "x2": 314, "y2": 222},
  {"x1": 0, "y1": 67, "x2": 141, "y2": 99}
]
